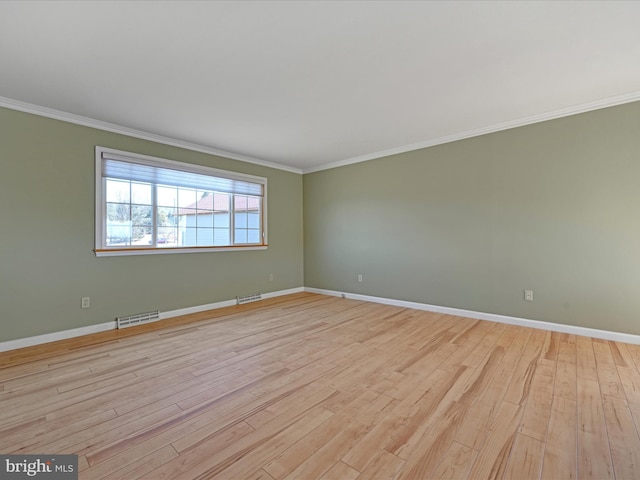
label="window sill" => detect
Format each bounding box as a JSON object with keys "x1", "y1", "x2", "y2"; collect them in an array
[{"x1": 94, "y1": 245, "x2": 268, "y2": 257}]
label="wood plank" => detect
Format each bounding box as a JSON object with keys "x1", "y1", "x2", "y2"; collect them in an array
[
  {"x1": 616, "y1": 365, "x2": 640, "y2": 401},
  {"x1": 518, "y1": 364, "x2": 554, "y2": 441},
  {"x1": 355, "y1": 450, "x2": 404, "y2": 480},
  {"x1": 429, "y1": 441, "x2": 476, "y2": 480},
  {"x1": 602, "y1": 394, "x2": 640, "y2": 479},
  {"x1": 609, "y1": 341, "x2": 629, "y2": 367},
  {"x1": 340, "y1": 371, "x2": 446, "y2": 471},
  {"x1": 317, "y1": 461, "x2": 359, "y2": 480},
  {"x1": 455, "y1": 357, "x2": 519, "y2": 452},
  {"x1": 244, "y1": 470, "x2": 276, "y2": 480},
  {"x1": 146, "y1": 399, "x2": 335, "y2": 479},
  {"x1": 271, "y1": 393, "x2": 396, "y2": 480},
  {"x1": 502, "y1": 329, "x2": 545, "y2": 405},
  {"x1": 384, "y1": 366, "x2": 475, "y2": 460},
  {"x1": 262, "y1": 390, "x2": 381, "y2": 479},
  {"x1": 577, "y1": 378, "x2": 614, "y2": 480},
  {"x1": 100, "y1": 444, "x2": 179, "y2": 480},
  {"x1": 395, "y1": 401, "x2": 470, "y2": 480},
  {"x1": 461, "y1": 323, "x2": 506, "y2": 368},
  {"x1": 539, "y1": 331, "x2": 560, "y2": 367},
  {"x1": 626, "y1": 343, "x2": 640, "y2": 372},
  {"x1": 613, "y1": 342, "x2": 640, "y2": 372},
  {"x1": 208, "y1": 406, "x2": 336, "y2": 480},
  {"x1": 83, "y1": 410, "x2": 256, "y2": 478},
  {"x1": 503, "y1": 433, "x2": 544, "y2": 480},
  {"x1": 541, "y1": 396, "x2": 577, "y2": 479},
  {"x1": 0, "y1": 409, "x2": 118, "y2": 453},
  {"x1": 466, "y1": 401, "x2": 523, "y2": 480},
  {"x1": 555, "y1": 339, "x2": 577, "y2": 401},
  {"x1": 592, "y1": 341, "x2": 626, "y2": 398},
  {"x1": 576, "y1": 335, "x2": 598, "y2": 381}
]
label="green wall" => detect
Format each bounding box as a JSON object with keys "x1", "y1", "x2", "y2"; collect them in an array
[
  {"x1": 304, "y1": 101, "x2": 640, "y2": 335},
  {"x1": 3, "y1": 100, "x2": 640, "y2": 343},
  {"x1": 0, "y1": 107, "x2": 304, "y2": 342}
]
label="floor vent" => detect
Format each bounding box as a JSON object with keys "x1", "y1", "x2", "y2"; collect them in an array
[
  {"x1": 237, "y1": 293, "x2": 262, "y2": 305},
  {"x1": 117, "y1": 310, "x2": 160, "y2": 329}
]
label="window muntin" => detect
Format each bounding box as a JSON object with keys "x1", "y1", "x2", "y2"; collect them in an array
[{"x1": 96, "y1": 147, "x2": 266, "y2": 255}]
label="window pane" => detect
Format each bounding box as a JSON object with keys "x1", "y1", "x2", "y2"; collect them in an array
[
  {"x1": 180, "y1": 208, "x2": 197, "y2": 216},
  {"x1": 106, "y1": 222, "x2": 131, "y2": 246},
  {"x1": 157, "y1": 186, "x2": 178, "y2": 207},
  {"x1": 213, "y1": 228, "x2": 230, "y2": 245},
  {"x1": 107, "y1": 202, "x2": 130, "y2": 222},
  {"x1": 248, "y1": 196, "x2": 260, "y2": 210},
  {"x1": 248, "y1": 212, "x2": 260, "y2": 229},
  {"x1": 234, "y1": 194, "x2": 260, "y2": 211},
  {"x1": 106, "y1": 179, "x2": 130, "y2": 203},
  {"x1": 235, "y1": 212, "x2": 248, "y2": 228},
  {"x1": 158, "y1": 227, "x2": 177, "y2": 247},
  {"x1": 195, "y1": 192, "x2": 214, "y2": 216},
  {"x1": 234, "y1": 195, "x2": 247, "y2": 211},
  {"x1": 132, "y1": 205, "x2": 152, "y2": 226},
  {"x1": 234, "y1": 229, "x2": 248, "y2": 243},
  {"x1": 157, "y1": 207, "x2": 177, "y2": 227},
  {"x1": 248, "y1": 229, "x2": 261, "y2": 243},
  {"x1": 131, "y1": 182, "x2": 152, "y2": 205},
  {"x1": 213, "y1": 193, "x2": 230, "y2": 212},
  {"x1": 178, "y1": 188, "x2": 197, "y2": 208},
  {"x1": 182, "y1": 227, "x2": 196, "y2": 246},
  {"x1": 196, "y1": 228, "x2": 214, "y2": 246},
  {"x1": 131, "y1": 226, "x2": 152, "y2": 245},
  {"x1": 213, "y1": 212, "x2": 230, "y2": 228},
  {"x1": 197, "y1": 213, "x2": 213, "y2": 228}
]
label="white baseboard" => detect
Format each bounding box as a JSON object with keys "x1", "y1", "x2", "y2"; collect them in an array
[
  {"x1": 157, "y1": 287, "x2": 305, "y2": 319},
  {"x1": 0, "y1": 287, "x2": 306, "y2": 353},
  {"x1": 304, "y1": 287, "x2": 640, "y2": 346},
  {"x1": 261, "y1": 287, "x2": 306, "y2": 300},
  {"x1": 0, "y1": 322, "x2": 117, "y2": 353},
  {"x1": 5, "y1": 285, "x2": 636, "y2": 352}
]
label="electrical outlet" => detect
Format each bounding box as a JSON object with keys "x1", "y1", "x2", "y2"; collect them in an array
[
  {"x1": 81, "y1": 297, "x2": 90, "y2": 309},
  {"x1": 524, "y1": 290, "x2": 534, "y2": 302},
  {"x1": 357, "y1": 274, "x2": 363, "y2": 282},
  {"x1": 268, "y1": 273, "x2": 273, "y2": 281}
]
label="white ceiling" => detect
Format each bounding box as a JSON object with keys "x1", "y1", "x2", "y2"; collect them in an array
[{"x1": 2, "y1": 1, "x2": 640, "y2": 173}]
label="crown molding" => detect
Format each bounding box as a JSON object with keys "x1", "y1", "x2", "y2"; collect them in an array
[
  {"x1": 303, "y1": 90, "x2": 640, "y2": 174},
  {"x1": 0, "y1": 96, "x2": 303, "y2": 175},
  {"x1": 4, "y1": 90, "x2": 640, "y2": 176}
]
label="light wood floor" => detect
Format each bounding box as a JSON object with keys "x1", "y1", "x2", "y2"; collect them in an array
[{"x1": 1, "y1": 292, "x2": 640, "y2": 479}]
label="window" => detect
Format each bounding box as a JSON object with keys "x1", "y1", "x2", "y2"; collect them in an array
[{"x1": 95, "y1": 147, "x2": 267, "y2": 256}]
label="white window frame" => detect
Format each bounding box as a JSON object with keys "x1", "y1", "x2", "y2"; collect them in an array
[{"x1": 95, "y1": 146, "x2": 268, "y2": 257}]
